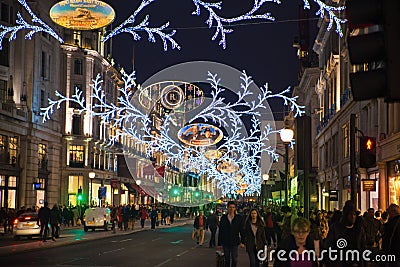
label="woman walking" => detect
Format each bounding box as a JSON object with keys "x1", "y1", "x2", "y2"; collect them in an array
[{"x1": 243, "y1": 208, "x2": 267, "y2": 267}]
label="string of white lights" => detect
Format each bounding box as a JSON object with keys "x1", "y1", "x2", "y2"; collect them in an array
[
  {"x1": 0, "y1": 0, "x2": 63, "y2": 50},
  {"x1": 41, "y1": 69, "x2": 304, "y2": 196}
]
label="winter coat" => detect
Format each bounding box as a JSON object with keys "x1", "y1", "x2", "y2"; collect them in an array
[
  {"x1": 243, "y1": 220, "x2": 267, "y2": 252},
  {"x1": 49, "y1": 207, "x2": 62, "y2": 225},
  {"x1": 217, "y1": 214, "x2": 245, "y2": 247}
]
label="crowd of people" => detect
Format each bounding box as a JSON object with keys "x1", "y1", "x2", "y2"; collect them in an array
[{"x1": 193, "y1": 201, "x2": 400, "y2": 267}]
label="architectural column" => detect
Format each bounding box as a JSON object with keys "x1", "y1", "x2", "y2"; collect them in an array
[
  {"x1": 378, "y1": 162, "x2": 387, "y2": 210},
  {"x1": 394, "y1": 103, "x2": 400, "y2": 133},
  {"x1": 47, "y1": 143, "x2": 62, "y2": 206}
]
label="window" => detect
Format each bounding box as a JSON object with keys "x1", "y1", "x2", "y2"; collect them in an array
[
  {"x1": 41, "y1": 51, "x2": 51, "y2": 80},
  {"x1": 73, "y1": 31, "x2": 82, "y2": 46},
  {"x1": 74, "y1": 59, "x2": 83, "y2": 75},
  {"x1": 8, "y1": 176, "x2": 16, "y2": 187},
  {"x1": 1, "y1": 3, "x2": 9, "y2": 23},
  {"x1": 72, "y1": 114, "x2": 82, "y2": 135},
  {"x1": 343, "y1": 122, "x2": 350, "y2": 158},
  {"x1": 0, "y1": 80, "x2": 6, "y2": 102},
  {"x1": 0, "y1": 41, "x2": 9, "y2": 66},
  {"x1": 40, "y1": 89, "x2": 47, "y2": 108},
  {"x1": 69, "y1": 145, "x2": 85, "y2": 167},
  {"x1": 38, "y1": 144, "x2": 47, "y2": 169},
  {"x1": 9, "y1": 137, "x2": 17, "y2": 165},
  {"x1": 70, "y1": 84, "x2": 82, "y2": 108}
]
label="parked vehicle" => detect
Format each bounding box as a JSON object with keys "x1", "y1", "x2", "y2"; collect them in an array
[
  {"x1": 83, "y1": 207, "x2": 111, "y2": 232},
  {"x1": 13, "y1": 212, "x2": 40, "y2": 240}
]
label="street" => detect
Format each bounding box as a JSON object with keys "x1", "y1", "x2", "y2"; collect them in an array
[{"x1": 0, "y1": 222, "x2": 253, "y2": 267}]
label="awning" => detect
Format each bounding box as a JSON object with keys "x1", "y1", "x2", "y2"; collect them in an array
[{"x1": 124, "y1": 183, "x2": 147, "y2": 196}]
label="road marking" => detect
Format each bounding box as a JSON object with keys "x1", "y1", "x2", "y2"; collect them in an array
[
  {"x1": 111, "y1": 238, "x2": 132, "y2": 243},
  {"x1": 100, "y1": 247, "x2": 125, "y2": 255},
  {"x1": 152, "y1": 237, "x2": 162, "y2": 241},
  {"x1": 176, "y1": 250, "x2": 188, "y2": 257},
  {"x1": 170, "y1": 239, "x2": 183, "y2": 244},
  {"x1": 154, "y1": 258, "x2": 172, "y2": 267}
]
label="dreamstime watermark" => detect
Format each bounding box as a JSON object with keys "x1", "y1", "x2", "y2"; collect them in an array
[{"x1": 257, "y1": 238, "x2": 396, "y2": 262}]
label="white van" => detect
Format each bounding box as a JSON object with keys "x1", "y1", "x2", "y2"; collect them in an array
[{"x1": 83, "y1": 207, "x2": 111, "y2": 232}]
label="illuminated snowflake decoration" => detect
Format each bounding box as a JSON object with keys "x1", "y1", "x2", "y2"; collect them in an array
[
  {"x1": 102, "y1": 0, "x2": 181, "y2": 51},
  {"x1": 1, "y1": 0, "x2": 346, "y2": 50},
  {"x1": 41, "y1": 69, "x2": 304, "y2": 196},
  {"x1": 303, "y1": 0, "x2": 347, "y2": 37},
  {"x1": 0, "y1": 0, "x2": 63, "y2": 50}
]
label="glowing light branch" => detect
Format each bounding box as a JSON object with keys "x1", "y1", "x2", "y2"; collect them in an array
[
  {"x1": 103, "y1": 0, "x2": 180, "y2": 51},
  {"x1": 191, "y1": 0, "x2": 279, "y2": 49},
  {"x1": 0, "y1": 0, "x2": 63, "y2": 50},
  {"x1": 190, "y1": 71, "x2": 304, "y2": 128},
  {"x1": 41, "y1": 72, "x2": 152, "y2": 143},
  {"x1": 303, "y1": 0, "x2": 347, "y2": 37},
  {"x1": 41, "y1": 69, "x2": 305, "y2": 196}
]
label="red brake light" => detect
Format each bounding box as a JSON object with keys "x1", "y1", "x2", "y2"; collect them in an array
[
  {"x1": 24, "y1": 216, "x2": 31, "y2": 220},
  {"x1": 13, "y1": 219, "x2": 19, "y2": 225}
]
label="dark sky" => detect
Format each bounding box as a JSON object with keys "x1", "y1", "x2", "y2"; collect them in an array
[{"x1": 107, "y1": 0, "x2": 318, "y2": 116}]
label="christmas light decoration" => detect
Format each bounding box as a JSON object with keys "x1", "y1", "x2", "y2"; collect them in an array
[
  {"x1": 0, "y1": 0, "x2": 63, "y2": 50},
  {"x1": 102, "y1": 0, "x2": 180, "y2": 51},
  {"x1": 303, "y1": 0, "x2": 347, "y2": 37},
  {"x1": 41, "y1": 69, "x2": 304, "y2": 196},
  {"x1": 191, "y1": 0, "x2": 279, "y2": 49},
  {"x1": 1, "y1": 0, "x2": 346, "y2": 51}
]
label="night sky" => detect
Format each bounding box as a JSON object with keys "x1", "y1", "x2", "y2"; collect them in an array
[{"x1": 107, "y1": 0, "x2": 318, "y2": 117}]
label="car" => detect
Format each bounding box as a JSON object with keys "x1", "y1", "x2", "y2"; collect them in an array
[
  {"x1": 13, "y1": 212, "x2": 40, "y2": 240},
  {"x1": 83, "y1": 207, "x2": 111, "y2": 232}
]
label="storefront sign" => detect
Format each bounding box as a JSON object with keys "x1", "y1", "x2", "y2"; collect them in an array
[
  {"x1": 329, "y1": 190, "x2": 338, "y2": 201},
  {"x1": 362, "y1": 179, "x2": 377, "y2": 191},
  {"x1": 50, "y1": 0, "x2": 115, "y2": 30}
]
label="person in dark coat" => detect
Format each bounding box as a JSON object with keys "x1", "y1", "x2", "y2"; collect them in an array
[
  {"x1": 150, "y1": 206, "x2": 158, "y2": 230},
  {"x1": 217, "y1": 201, "x2": 245, "y2": 267},
  {"x1": 273, "y1": 217, "x2": 317, "y2": 267},
  {"x1": 49, "y1": 204, "x2": 62, "y2": 241},
  {"x1": 382, "y1": 203, "x2": 400, "y2": 266},
  {"x1": 38, "y1": 201, "x2": 51, "y2": 242},
  {"x1": 323, "y1": 201, "x2": 366, "y2": 267},
  {"x1": 243, "y1": 208, "x2": 267, "y2": 267},
  {"x1": 206, "y1": 210, "x2": 219, "y2": 248}
]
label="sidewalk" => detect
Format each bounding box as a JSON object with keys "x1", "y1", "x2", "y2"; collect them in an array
[{"x1": 0, "y1": 218, "x2": 190, "y2": 257}]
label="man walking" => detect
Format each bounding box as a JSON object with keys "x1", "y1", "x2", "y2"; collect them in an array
[
  {"x1": 194, "y1": 211, "x2": 206, "y2": 246},
  {"x1": 217, "y1": 201, "x2": 245, "y2": 267},
  {"x1": 38, "y1": 201, "x2": 51, "y2": 242},
  {"x1": 206, "y1": 209, "x2": 218, "y2": 248}
]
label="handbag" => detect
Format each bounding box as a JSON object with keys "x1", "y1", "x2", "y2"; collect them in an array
[{"x1": 192, "y1": 229, "x2": 197, "y2": 241}]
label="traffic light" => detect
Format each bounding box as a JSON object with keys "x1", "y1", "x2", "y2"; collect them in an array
[
  {"x1": 360, "y1": 136, "x2": 376, "y2": 168},
  {"x1": 98, "y1": 188, "x2": 102, "y2": 199},
  {"x1": 347, "y1": 0, "x2": 400, "y2": 102},
  {"x1": 77, "y1": 188, "x2": 83, "y2": 201}
]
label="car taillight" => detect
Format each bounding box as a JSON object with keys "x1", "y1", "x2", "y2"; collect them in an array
[
  {"x1": 13, "y1": 219, "x2": 19, "y2": 225},
  {"x1": 24, "y1": 216, "x2": 31, "y2": 220}
]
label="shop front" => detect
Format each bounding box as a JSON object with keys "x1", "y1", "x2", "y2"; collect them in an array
[{"x1": 388, "y1": 159, "x2": 400, "y2": 205}]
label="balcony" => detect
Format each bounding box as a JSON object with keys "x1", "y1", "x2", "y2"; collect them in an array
[
  {"x1": 0, "y1": 152, "x2": 18, "y2": 167},
  {"x1": 69, "y1": 161, "x2": 84, "y2": 168}
]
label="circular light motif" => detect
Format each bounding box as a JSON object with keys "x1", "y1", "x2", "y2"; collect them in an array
[
  {"x1": 204, "y1": 149, "x2": 223, "y2": 160},
  {"x1": 50, "y1": 0, "x2": 115, "y2": 30},
  {"x1": 161, "y1": 85, "x2": 184, "y2": 110},
  {"x1": 217, "y1": 160, "x2": 239, "y2": 173},
  {"x1": 178, "y1": 123, "x2": 223, "y2": 147}
]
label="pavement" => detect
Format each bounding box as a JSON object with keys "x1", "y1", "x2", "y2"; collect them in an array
[{"x1": 0, "y1": 218, "x2": 190, "y2": 257}]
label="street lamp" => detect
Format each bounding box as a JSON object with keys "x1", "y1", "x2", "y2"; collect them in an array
[
  {"x1": 262, "y1": 173, "x2": 269, "y2": 206},
  {"x1": 280, "y1": 128, "x2": 294, "y2": 206},
  {"x1": 89, "y1": 171, "x2": 95, "y2": 206}
]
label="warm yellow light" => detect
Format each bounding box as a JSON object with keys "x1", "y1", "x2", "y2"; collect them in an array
[
  {"x1": 89, "y1": 172, "x2": 96, "y2": 179},
  {"x1": 280, "y1": 128, "x2": 294, "y2": 143}
]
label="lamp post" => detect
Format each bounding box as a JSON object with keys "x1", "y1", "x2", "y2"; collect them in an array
[
  {"x1": 89, "y1": 172, "x2": 95, "y2": 207},
  {"x1": 280, "y1": 128, "x2": 294, "y2": 206},
  {"x1": 262, "y1": 173, "x2": 269, "y2": 206}
]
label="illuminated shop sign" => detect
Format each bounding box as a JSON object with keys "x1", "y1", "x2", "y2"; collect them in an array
[{"x1": 50, "y1": 0, "x2": 115, "y2": 30}]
